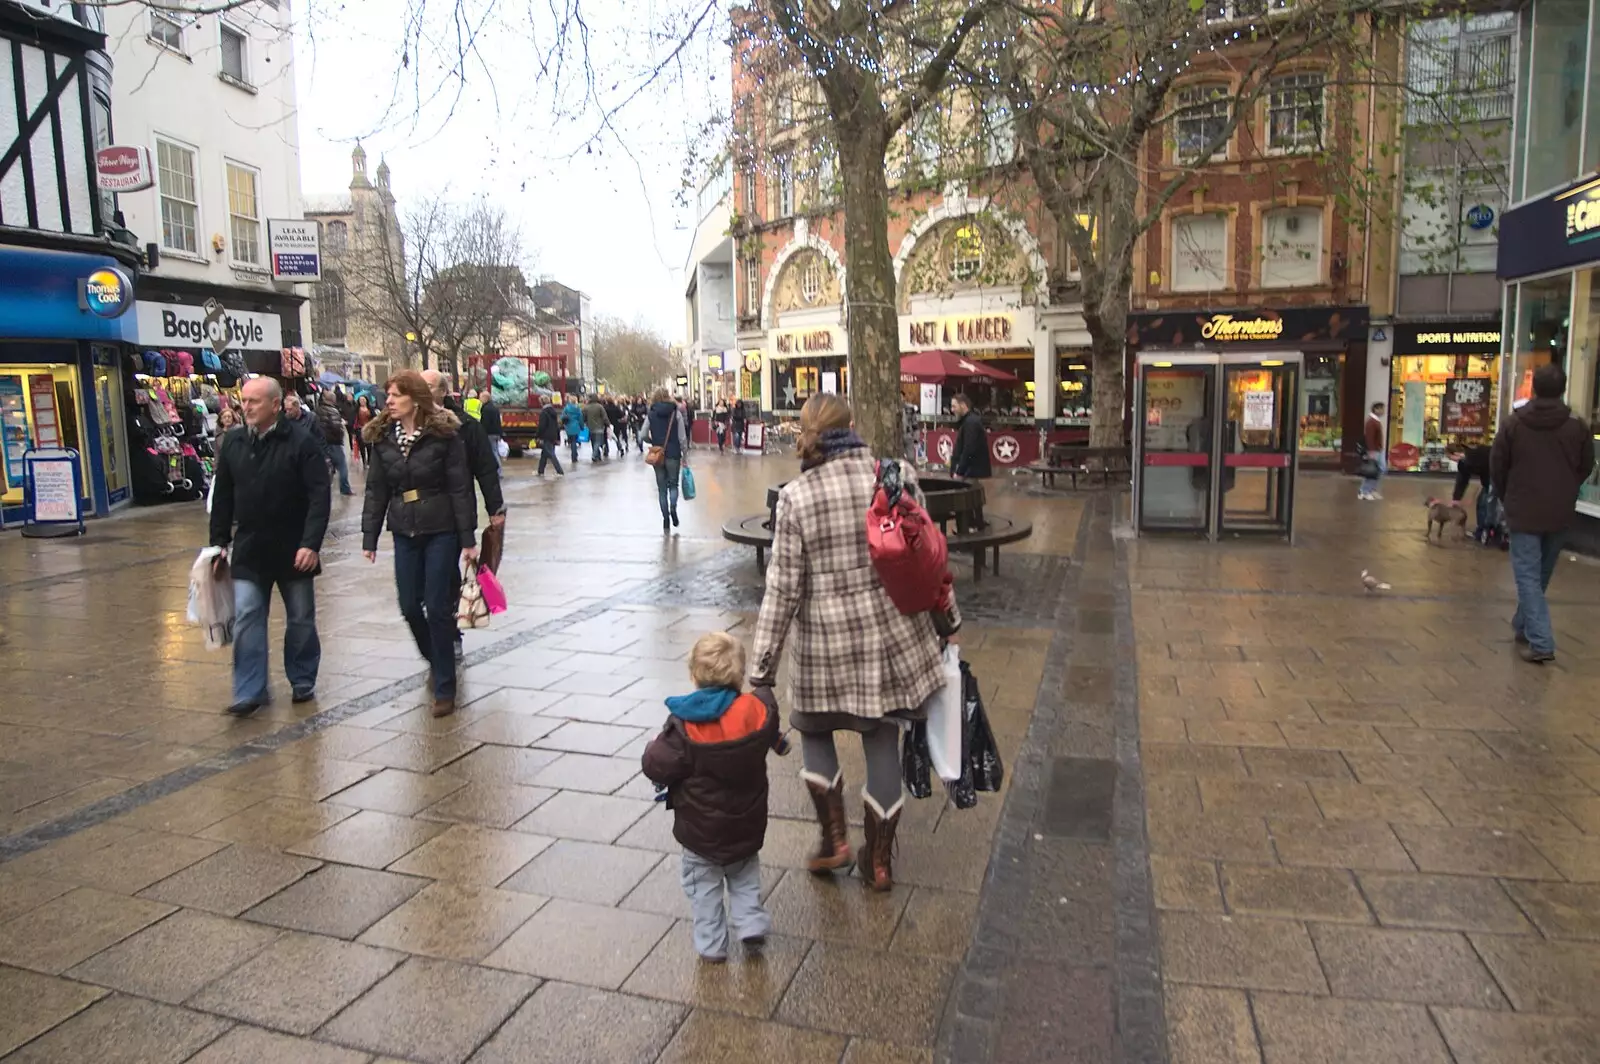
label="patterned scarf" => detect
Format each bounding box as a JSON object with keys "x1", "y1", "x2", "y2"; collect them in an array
[
  {"x1": 393, "y1": 420, "x2": 423, "y2": 457},
  {"x1": 803, "y1": 428, "x2": 866, "y2": 470}
]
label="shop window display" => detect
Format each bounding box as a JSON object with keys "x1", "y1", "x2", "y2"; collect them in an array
[
  {"x1": 1387, "y1": 354, "x2": 1501, "y2": 471},
  {"x1": 1297, "y1": 353, "x2": 1343, "y2": 457},
  {"x1": 1566, "y1": 268, "x2": 1600, "y2": 509},
  {"x1": 0, "y1": 362, "x2": 84, "y2": 506}
]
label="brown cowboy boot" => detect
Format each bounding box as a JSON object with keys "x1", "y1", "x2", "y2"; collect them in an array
[
  {"x1": 859, "y1": 793, "x2": 903, "y2": 892},
  {"x1": 803, "y1": 771, "x2": 852, "y2": 873}
]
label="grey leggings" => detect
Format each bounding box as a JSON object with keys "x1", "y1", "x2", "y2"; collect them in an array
[{"x1": 801, "y1": 722, "x2": 903, "y2": 812}]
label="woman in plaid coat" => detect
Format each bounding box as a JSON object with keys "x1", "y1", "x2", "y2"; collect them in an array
[{"x1": 749, "y1": 394, "x2": 960, "y2": 891}]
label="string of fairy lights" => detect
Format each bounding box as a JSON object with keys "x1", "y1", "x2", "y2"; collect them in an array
[{"x1": 723, "y1": 3, "x2": 1315, "y2": 184}]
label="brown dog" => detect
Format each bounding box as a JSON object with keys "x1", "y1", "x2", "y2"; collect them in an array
[{"x1": 1426, "y1": 498, "x2": 1467, "y2": 543}]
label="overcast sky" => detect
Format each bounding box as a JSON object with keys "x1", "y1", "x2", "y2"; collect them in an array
[{"x1": 290, "y1": 0, "x2": 730, "y2": 340}]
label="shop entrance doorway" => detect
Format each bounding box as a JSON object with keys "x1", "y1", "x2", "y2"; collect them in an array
[{"x1": 1132, "y1": 350, "x2": 1303, "y2": 542}]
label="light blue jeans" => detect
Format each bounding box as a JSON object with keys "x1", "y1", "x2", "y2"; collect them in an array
[
  {"x1": 233, "y1": 577, "x2": 320, "y2": 703},
  {"x1": 1510, "y1": 531, "x2": 1564, "y2": 656},
  {"x1": 680, "y1": 850, "x2": 769, "y2": 959},
  {"x1": 654, "y1": 458, "x2": 681, "y2": 519},
  {"x1": 1361, "y1": 453, "x2": 1385, "y2": 496}
]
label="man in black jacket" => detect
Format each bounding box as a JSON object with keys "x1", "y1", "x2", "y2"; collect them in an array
[
  {"x1": 422, "y1": 371, "x2": 505, "y2": 524},
  {"x1": 948, "y1": 393, "x2": 992, "y2": 528},
  {"x1": 478, "y1": 390, "x2": 504, "y2": 470},
  {"x1": 1490, "y1": 365, "x2": 1597, "y2": 664},
  {"x1": 536, "y1": 399, "x2": 565, "y2": 476},
  {"x1": 210, "y1": 377, "x2": 331, "y2": 715}
]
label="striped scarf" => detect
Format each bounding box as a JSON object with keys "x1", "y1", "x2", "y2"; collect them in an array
[{"x1": 393, "y1": 421, "x2": 423, "y2": 457}]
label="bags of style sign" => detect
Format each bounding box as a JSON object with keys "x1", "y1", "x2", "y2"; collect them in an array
[
  {"x1": 866, "y1": 459, "x2": 950, "y2": 616},
  {"x1": 186, "y1": 547, "x2": 235, "y2": 651}
]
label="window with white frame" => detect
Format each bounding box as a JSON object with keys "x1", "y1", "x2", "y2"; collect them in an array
[
  {"x1": 775, "y1": 153, "x2": 795, "y2": 217},
  {"x1": 220, "y1": 23, "x2": 248, "y2": 83},
  {"x1": 149, "y1": 11, "x2": 183, "y2": 50},
  {"x1": 815, "y1": 145, "x2": 835, "y2": 203},
  {"x1": 156, "y1": 138, "x2": 199, "y2": 254},
  {"x1": 983, "y1": 94, "x2": 1016, "y2": 166},
  {"x1": 1260, "y1": 207, "x2": 1322, "y2": 287},
  {"x1": 1265, "y1": 73, "x2": 1324, "y2": 152},
  {"x1": 1171, "y1": 213, "x2": 1228, "y2": 291},
  {"x1": 226, "y1": 162, "x2": 261, "y2": 265},
  {"x1": 774, "y1": 91, "x2": 794, "y2": 131},
  {"x1": 801, "y1": 258, "x2": 823, "y2": 304},
  {"x1": 951, "y1": 224, "x2": 984, "y2": 281},
  {"x1": 1063, "y1": 212, "x2": 1098, "y2": 277},
  {"x1": 742, "y1": 168, "x2": 757, "y2": 215},
  {"x1": 907, "y1": 109, "x2": 941, "y2": 174},
  {"x1": 1204, "y1": 0, "x2": 1290, "y2": 22},
  {"x1": 1174, "y1": 85, "x2": 1231, "y2": 162},
  {"x1": 744, "y1": 259, "x2": 761, "y2": 318},
  {"x1": 1405, "y1": 13, "x2": 1514, "y2": 125},
  {"x1": 555, "y1": 332, "x2": 569, "y2": 344}
]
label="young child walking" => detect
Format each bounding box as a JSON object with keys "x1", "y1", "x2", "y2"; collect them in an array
[{"x1": 642, "y1": 631, "x2": 787, "y2": 962}]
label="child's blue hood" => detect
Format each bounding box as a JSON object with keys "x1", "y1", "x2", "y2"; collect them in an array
[{"x1": 664, "y1": 687, "x2": 739, "y2": 722}]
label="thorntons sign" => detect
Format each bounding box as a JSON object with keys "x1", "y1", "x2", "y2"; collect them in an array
[{"x1": 133, "y1": 301, "x2": 283, "y2": 352}]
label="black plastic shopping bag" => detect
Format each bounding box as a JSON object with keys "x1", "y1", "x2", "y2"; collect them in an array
[
  {"x1": 902, "y1": 721, "x2": 933, "y2": 799},
  {"x1": 964, "y1": 662, "x2": 1004, "y2": 793}
]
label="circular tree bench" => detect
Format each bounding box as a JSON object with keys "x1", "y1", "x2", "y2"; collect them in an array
[{"x1": 722, "y1": 472, "x2": 1032, "y2": 580}]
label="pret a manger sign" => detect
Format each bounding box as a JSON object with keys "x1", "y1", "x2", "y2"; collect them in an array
[
  {"x1": 773, "y1": 327, "x2": 839, "y2": 356},
  {"x1": 1200, "y1": 314, "x2": 1284, "y2": 342},
  {"x1": 906, "y1": 314, "x2": 1014, "y2": 348}
]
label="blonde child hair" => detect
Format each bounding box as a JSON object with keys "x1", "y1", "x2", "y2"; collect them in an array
[{"x1": 689, "y1": 632, "x2": 745, "y2": 690}]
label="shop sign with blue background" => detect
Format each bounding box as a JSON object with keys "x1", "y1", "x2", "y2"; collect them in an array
[
  {"x1": 0, "y1": 246, "x2": 136, "y2": 340},
  {"x1": 1498, "y1": 175, "x2": 1600, "y2": 281}
]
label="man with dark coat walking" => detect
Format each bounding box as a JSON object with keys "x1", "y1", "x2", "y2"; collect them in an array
[
  {"x1": 422, "y1": 371, "x2": 505, "y2": 524},
  {"x1": 1491, "y1": 365, "x2": 1596, "y2": 663},
  {"x1": 210, "y1": 377, "x2": 331, "y2": 715},
  {"x1": 584, "y1": 396, "x2": 610, "y2": 463},
  {"x1": 478, "y1": 389, "x2": 504, "y2": 469},
  {"x1": 536, "y1": 398, "x2": 565, "y2": 476},
  {"x1": 948, "y1": 393, "x2": 992, "y2": 527}
]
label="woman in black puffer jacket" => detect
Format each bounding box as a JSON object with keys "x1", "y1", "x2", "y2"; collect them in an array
[{"x1": 362, "y1": 370, "x2": 478, "y2": 717}]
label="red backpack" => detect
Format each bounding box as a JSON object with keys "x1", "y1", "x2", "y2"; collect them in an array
[{"x1": 866, "y1": 460, "x2": 952, "y2": 616}]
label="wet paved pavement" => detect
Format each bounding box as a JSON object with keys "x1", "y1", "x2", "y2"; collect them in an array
[
  {"x1": 1138, "y1": 476, "x2": 1600, "y2": 1064},
  {"x1": 0, "y1": 447, "x2": 1079, "y2": 1064},
  {"x1": 2, "y1": 449, "x2": 1599, "y2": 1063}
]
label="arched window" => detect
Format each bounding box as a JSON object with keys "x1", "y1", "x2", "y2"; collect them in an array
[
  {"x1": 313, "y1": 270, "x2": 348, "y2": 341},
  {"x1": 951, "y1": 224, "x2": 984, "y2": 281},
  {"x1": 325, "y1": 220, "x2": 348, "y2": 250},
  {"x1": 800, "y1": 258, "x2": 823, "y2": 304}
]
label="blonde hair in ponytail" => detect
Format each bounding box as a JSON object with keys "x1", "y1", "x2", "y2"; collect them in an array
[{"x1": 796, "y1": 393, "x2": 854, "y2": 467}]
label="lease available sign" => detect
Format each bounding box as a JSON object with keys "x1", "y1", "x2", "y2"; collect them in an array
[{"x1": 268, "y1": 219, "x2": 322, "y2": 282}]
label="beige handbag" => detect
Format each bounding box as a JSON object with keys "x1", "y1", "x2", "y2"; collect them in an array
[{"x1": 457, "y1": 560, "x2": 490, "y2": 630}]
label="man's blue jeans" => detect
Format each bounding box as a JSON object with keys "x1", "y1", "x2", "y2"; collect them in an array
[
  {"x1": 654, "y1": 457, "x2": 681, "y2": 519},
  {"x1": 324, "y1": 442, "x2": 353, "y2": 494},
  {"x1": 233, "y1": 577, "x2": 320, "y2": 703},
  {"x1": 1510, "y1": 531, "x2": 1564, "y2": 655},
  {"x1": 393, "y1": 532, "x2": 460, "y2": 699},
  {"x1": 1361, "y1": 454, "x2": 1384, "y2": 496}
]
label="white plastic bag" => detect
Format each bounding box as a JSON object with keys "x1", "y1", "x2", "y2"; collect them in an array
[
  {"x1": 926, "y1": 644, "x2": 964, "y2": 782},
  {"x1": 495, "y1": 437, "x2": 510, "y2": 459},
  {"x1": 187, "y1": 547, "x2": 235, "y2": 651}
]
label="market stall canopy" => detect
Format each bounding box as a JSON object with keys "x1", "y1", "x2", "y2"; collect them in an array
[
  {"x1": 318, "y1": 370, "x2": 346, "y2": 386},
  {"x1": 899, "y1": 350, "x2": 1019, "y2": 384}
]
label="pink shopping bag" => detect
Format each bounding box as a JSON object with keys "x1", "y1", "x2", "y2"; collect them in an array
[{"x1": 476, "y1": 566, "x2": 508, "y2": 614}]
